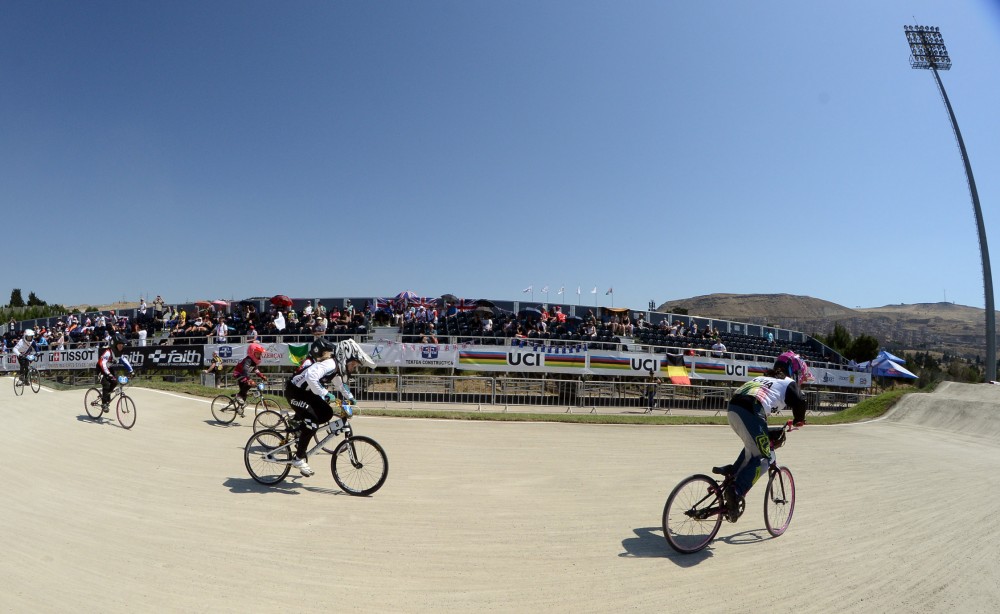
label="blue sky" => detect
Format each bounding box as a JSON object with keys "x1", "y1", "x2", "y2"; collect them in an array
[{"x1": 4, "y1": 1, "x2": 1000, "y2": 311}]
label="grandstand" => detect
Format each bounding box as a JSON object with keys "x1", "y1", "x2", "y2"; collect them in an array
[{"x1": 5, "y1": 294, "x2": 845, "y2": 370}]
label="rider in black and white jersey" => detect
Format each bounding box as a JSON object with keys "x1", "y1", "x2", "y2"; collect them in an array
[
  {"x1": 284, "y1": 338, "x2": 375, "y2": 477},
  {"x1": 11, "y1": 329, "x2": 38, "y2": 384}
]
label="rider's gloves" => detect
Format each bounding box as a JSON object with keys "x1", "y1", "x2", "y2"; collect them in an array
[{"x1": 324, "y1": 392, "x2": 334, "y2": 403}]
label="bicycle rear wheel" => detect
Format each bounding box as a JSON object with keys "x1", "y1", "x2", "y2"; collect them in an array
[
  {"x1": 117, "y1": 395, "x2": 137, "y2": 430},
  {"x1": 764, "y1": 466, "x2": 795, "y2": 537},
  {"x1": 245, "y1": 430, "x2": 292, "y2": 485},
  {"x1": 331, "y1": 435, "x2": 388, "y2": 496},
  {"x1": 253, "y1": 410, "x2": 287, "y2": 433},
  {"x1": 13, "y1": 374, "x2": 24, "y2": 396},
  {"x1": 211, "y1": 395, "x2": 239, "y2": 424},
  {"x1": 662, "y1": 474, "x2": 724, "y2": 554},
  {"x1": 29, "y1": 368, "x2": 41, "y2": 393},
  {"x1": 84, "y1": 388, "x2": 104, "y2": 420}
]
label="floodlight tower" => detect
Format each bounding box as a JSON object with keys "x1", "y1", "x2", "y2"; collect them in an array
[{"x1": 904, "y1": 25, "x2": 995, "y2": 381}]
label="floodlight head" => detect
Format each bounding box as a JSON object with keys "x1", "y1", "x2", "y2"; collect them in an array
[{"x1": 904, "y1": 24, "x2": 951, "y2": 70}]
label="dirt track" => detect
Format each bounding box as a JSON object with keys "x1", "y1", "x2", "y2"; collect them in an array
[{"x1": 2, "y1": 379, "x2": 998, "y2": 613}]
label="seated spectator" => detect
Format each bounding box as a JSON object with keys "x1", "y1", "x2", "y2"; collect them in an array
[{"x1": 422, "y1": 325, "x2": 439, "y2": 344}]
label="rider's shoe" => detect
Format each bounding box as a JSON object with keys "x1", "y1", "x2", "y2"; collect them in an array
[
  {"x1": 101, "y1": 403, "x2": 110, "y2": 414},
  {"x1": 723, "y1": 483, "x2": 743, "y2": 522},
  {"x1": 292, "y1": 457, "x2": 315, "y2": 477}
]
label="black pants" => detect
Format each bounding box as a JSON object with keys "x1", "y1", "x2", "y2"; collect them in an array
[
  {"x1": 18, "y1": 357, "x2": 31, "y2": 381},
  {"x1": 101, "y1": 373, "x2": 117, "y2": 405},
  {"x1": 285, "y1": 381, "x2": 334, "y2": 459}
]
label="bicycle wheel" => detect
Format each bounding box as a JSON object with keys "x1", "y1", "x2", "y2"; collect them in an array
[
  {"x1": 117, "y1": 395, "x2": 137, "y2": 430},
  {"x1": 331, "y1": 435, "x2": 388, "y2": 496},
  {"x1": 662, "y1": 474, "x2": 724, "y2": 554},
  {"x1": 254, "y1": 397, "x2": 280, "y2": 415},
  {"x1": 29, "y1": 368, "x2": 41, "y2": 393},
  {"x1": 244, "y1": 430, "x2": 292, "y2": 485},
  {"x1": 764, "y1": 466, "x2": 796, "y2": 537},
  {"x1": 253, "y1": 410, "x2": 287, "y2": 433},
  {"x1": 84, "y1": 388, "x2": 104, "y2": 420},
  {"x1": 211, "y1": 395, "x2": 239, "y2": 424},
  {"x1": 13, "y1": 373, "x2": 24, "y2": 396}
]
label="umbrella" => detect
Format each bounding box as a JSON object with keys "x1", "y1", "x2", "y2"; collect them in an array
[
  {"x1": 441, "y1": 293, "x2": 458, "y2": 304},
  {"x1": 566, "y1": 315, "x2": 583, "y2": 323},
  {"x1": 474, "y1": 305, "x2": 493, "y2": 316},
  {"x1": 519, "y1": 307, "x2": 542, "y2": 320},
  {"x1": 475, "y1": 299, "x2": 496, "y2": 308},
  {"x1": 211, "y1": 300, "x2": 229, "y2": 308},
  {"x1": 194, "y1": 301, "x2": 212, "y2": 308},
  {"x1": 394, "y1": 290, "x2": 418, "y2": 303},
  {"x1": 270, "y1": 294, "x2": 293, "y2": 308}
]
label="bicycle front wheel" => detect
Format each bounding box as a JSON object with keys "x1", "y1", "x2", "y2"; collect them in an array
[
  {"x1": 29, "y1": 368, "x2": 41, "y2": 393},
  {"x1": 663, "y1": 474, "x2": 724, "y2": 554},
  {"x1": 245, "y1": 430, "x2": 292, "y2": 485},
  {"x1": 254, "y1": 397, "x2": 280, "y2": 415},
  {"x1": 84, "y1": 388, "x2": 103, "y2": 420},
  {"x1": 211, "y1": 395, "x2": 239, "y2": 424},
  {"x1": 117, "y1": 395, "x2": 137, "y2": 430},
  {"x1": 253, "y1": 410, "x2": 287, "y2": 433},
  {"x1": 331, "y1": 435, "x2": 388, "y2": 496},
  {"x1": 764, "y1": 466, "x2": 796, "y2": 537}
]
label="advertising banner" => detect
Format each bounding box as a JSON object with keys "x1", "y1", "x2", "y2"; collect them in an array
[{"x1": 3, "y1": 339, "x2": 871, "y2": 389}]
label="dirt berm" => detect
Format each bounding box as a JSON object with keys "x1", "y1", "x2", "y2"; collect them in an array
[{"x1": 883, "y1": 381, "x2": 1000, "y2": 440}]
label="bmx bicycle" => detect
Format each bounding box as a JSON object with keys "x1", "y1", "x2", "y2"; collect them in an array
[
  {"x1": 210, "y1": 381, "x2": 279, "y2": 424},
  {"x1": 13, "y1": 357, "x2": 41, "y2": 395},
  {"x1": 84, "y1": 377, "x2": 137, "y2": 429},
  {"x1": 662, "y1": 421, "x2": 797, "y2": 554},
  {"x1": 244, "y1": 402, "x2": 388, "y2": 496}
]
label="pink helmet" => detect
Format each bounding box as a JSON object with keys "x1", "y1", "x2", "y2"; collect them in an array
[{"x1": 247, "y1": 343, "x2": 266, "y2": 364}]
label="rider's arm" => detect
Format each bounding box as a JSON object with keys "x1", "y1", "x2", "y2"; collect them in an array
[
  {"x1": 119, "y1": 355, "x2": 134, "y2": 374},
  {"x1": 98, "y1": 350, "x2": 113, "y2": 377},
  {"x1": 303, "y1": 362, "x2": 334, "y2": 398},
  {"x1": 329, "y1": 374, "x2": 355, "y2": 404},
  {"x1": 784, "y1": 381, "x2": 808, "y2": 424}
]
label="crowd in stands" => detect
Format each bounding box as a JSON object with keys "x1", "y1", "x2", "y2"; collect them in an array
[{"x1": 3, "y1": 293, "x2": 835, "y2": 366}]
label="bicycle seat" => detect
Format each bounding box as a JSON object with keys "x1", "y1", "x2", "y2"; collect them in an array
[{"x1": 712, "y1": 464, "x2": 734, "y2": 476}]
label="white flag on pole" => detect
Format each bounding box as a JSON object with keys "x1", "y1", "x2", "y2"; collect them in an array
[
  {"x1": 606, "y1": 287, "x2": 613, "y2": 295},
  {"x1": 590, "y1": 286, "x2": 597, "y2": 294},
  {"x1": 541, "y1": 285, "x2": 549, "y2": 293},
  {"x1": 558, "y1": 287, "x2": 565, "y2": 295},
  {"x1": 522, "y1": 285, "x2": 532, "y2": 293}
]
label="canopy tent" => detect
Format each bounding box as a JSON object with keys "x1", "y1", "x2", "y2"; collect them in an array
[{"x1": 857, "y1": 350, "x2": 918, "y2": 379}]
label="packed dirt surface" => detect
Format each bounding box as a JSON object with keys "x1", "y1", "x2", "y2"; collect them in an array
[{"x1": 3, "y1": 380, "x2": 998, "y2": 612}]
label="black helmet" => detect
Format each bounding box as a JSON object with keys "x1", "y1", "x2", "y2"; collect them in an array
[
  {"x1": 310, "y1": 337, "x2": 334, "y2": 358},
  {"x1": 112, "y1": 332, "x2": 128, "y2": 346}
]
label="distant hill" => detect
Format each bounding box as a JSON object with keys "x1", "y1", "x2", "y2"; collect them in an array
[{"x1": 659, "y1": 293, "x2": 991, "y2": 359}]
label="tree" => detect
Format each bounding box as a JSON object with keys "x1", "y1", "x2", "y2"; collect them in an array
[
  {"x1": 8, "y1": 289, "x2": 24, "y2": 308},
  {"x1": 26, "y1": 292, "x2": 47, "y2": 307},
  {"x1": 846, "y1": 334, "x2": 879, "y2": 363}
]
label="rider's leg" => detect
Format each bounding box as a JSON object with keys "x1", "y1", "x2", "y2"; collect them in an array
[
  {"x1": 726, "y1": 404, "x2": 771, "y2": 500},
  {"x1": 100, "y1": 374, "x2": 116, "y2": 410}
]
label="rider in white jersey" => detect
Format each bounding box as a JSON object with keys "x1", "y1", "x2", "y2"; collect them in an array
[
  {"x1": 724, "y1": 351, "x2": 810, "y2": 519},
  {"x1": 284, "y1": 339, "x2": 374, "y2": 477},
  {"x1": 11, "y1": 329, "x2": 38, "y2": 384}
]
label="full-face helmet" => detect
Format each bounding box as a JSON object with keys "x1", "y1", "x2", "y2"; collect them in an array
[
  {"x1": 247, "y1": 343, "x2": 266, "y2": 364},
  {"x1": 774, "y1": 351, "x2": 811, "y2": 385}
]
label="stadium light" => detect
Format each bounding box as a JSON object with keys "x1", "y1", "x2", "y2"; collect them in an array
[{"x1": 903, "y1": 24, "x2": 996, "y2": 381}]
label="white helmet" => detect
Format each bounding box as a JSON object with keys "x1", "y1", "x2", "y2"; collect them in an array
[
  {"x1": 335, "y1": 339, "x2": 375, "y2": 370},
  {"x1": 23, "y1": 329, "x2": 35, "y2": 338}
]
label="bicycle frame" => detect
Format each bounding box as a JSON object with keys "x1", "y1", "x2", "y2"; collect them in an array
[{"x1": 262, "y1": 418, "x2": 355, "y2": 464}]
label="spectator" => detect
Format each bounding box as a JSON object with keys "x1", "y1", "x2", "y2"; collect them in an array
[
  {"x1": 247, "y1": 325, "x2": 259, "y2": 343},
  {"x1": 153, "y1": 295, "x2": 165, "y2": 325},
  {"x1": 136, "y1": 322, "x2": 148, "y2": 347},
  {"x1": 712, "y1": 338, "x2": 727, "y2": 358},
  {"x1": 215, "y1": 318, "x2": 229, "y2": 344},
  {"x1": 204, "y1": 351, "x2": 225, "y2": 386}
]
